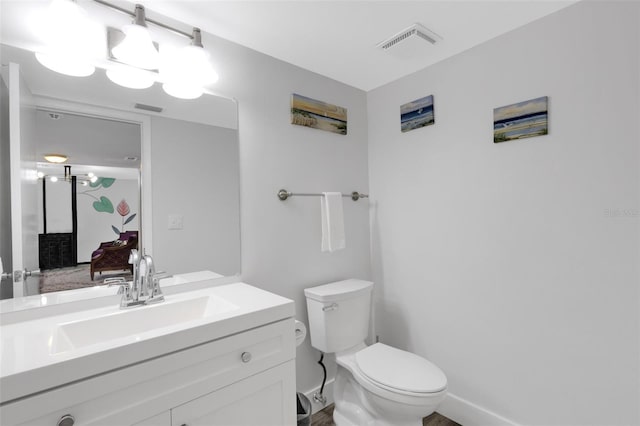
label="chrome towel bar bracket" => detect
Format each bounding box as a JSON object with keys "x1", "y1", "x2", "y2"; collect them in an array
[{"x1": 278, "y1": 189, "x2": 369, "y2": 201}]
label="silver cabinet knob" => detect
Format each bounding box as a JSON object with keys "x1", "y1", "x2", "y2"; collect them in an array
[
  {"x1": 57, "y1": 414, "x2": 75, "y2": 426},
  {"x1": 241, "y1": 351, "x2": 252, "y2": 363}
]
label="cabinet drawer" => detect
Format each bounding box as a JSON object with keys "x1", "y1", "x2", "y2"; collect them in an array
[
  {"x1": 2, "y1": 319, "x2": 295, "y2": 426},
  {"x1": 171, "y1": 360, "x2": 296, "y2": 426}
]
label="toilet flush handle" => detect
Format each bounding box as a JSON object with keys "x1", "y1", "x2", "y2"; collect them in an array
[{"x1": 322, "y1": 303, "x2": 339, "y2": 312}]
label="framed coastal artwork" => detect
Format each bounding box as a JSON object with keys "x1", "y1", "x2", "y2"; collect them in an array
[
  {"x1": 493, "y1": 96, "x2": 548, "y2": 143},
  {"x1": 291, "y1": 94, "x2": 347, "y2": 135},
  {"x1": 400, "y1": 95, "x2": 434, "y2": 133}
]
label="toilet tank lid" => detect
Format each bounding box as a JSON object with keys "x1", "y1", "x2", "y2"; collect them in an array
[{"x1": 304, "y1": 279, "x2": 373, "y2": 302}]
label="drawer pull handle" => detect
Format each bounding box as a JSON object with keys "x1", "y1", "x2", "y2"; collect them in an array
[
  {"x1": 241, "y1": 351, "x2": 252, "y2": 363},
  {"x1": 57, "y1": 414, "x2": 75, "y2": 426}
]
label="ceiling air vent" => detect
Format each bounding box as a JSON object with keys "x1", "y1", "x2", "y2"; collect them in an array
[
  {"x1": 377, "y1": 23, "x2": 442, "y2": 57},
  {"x1": 134, "y1": 103, "x2": 163, "y2": 113}
]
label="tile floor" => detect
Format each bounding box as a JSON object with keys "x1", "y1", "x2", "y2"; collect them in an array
[{"x1": 310, "y1": 404, "x2": 461, "y2": 426}]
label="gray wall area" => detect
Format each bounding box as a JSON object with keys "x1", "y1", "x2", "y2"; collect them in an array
[
  {"x1": 367, "y1": 2, "x2": 639, "y2": 425},
  {"x1": 151, "y1": 116, "x2": 241, "y2": 277}
]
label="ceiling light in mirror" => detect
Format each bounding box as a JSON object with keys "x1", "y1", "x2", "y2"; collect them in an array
[
  {"x1": 44, "y1": 154, "x2": 68, "y2": 163},
  {"x1": 106, "y1": 65, "x2": 156, "y2": 89}
]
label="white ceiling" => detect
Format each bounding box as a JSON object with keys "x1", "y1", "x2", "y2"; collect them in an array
[
  {"x1": 0, "y1": 1, "x2": 579, "y2": 93},
  {"x1": 35, "y1": 109, "x2": 141, "y2": 169},
  {"x1": 133, "y1": 0, "x2": 579, "y2": 91}
]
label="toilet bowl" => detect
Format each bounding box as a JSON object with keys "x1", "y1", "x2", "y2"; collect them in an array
[{"x1": 305, "y1": 279, "x2": 447, "y2": 426}]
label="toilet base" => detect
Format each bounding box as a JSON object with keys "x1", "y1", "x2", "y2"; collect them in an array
[{"x1": 333, "y1": 365, "x2": 433, "y2": 426}]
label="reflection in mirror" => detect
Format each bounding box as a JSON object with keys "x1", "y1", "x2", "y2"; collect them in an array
[
  {"x1": 34, "y1": 111, "x2": 141, "y2": 296},
  {"x1": 0, "y1": 43, "x2": 239, "y2": 309}
]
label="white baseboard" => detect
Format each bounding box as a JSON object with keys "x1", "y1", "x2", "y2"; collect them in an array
[
  {"x1": 300, "y1": 382, "x2": 520, "y2": 425},
  {"x1": 438, "y1": 392, "x2": 522, "y2": 426},
  {"x1": 301, "y1": 378, "x2": 335, "y2": 415}
]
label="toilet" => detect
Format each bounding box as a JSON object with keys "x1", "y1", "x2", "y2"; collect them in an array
[{"x1": 305, "y1": 279, "x2": 447, "y2": 426}]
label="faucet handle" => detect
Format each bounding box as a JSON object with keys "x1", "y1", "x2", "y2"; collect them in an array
[
  {"x1": 104, "y1": 277, "x2": 126, "y2": 286},
  {"x1": 128, "y1": 249, "x2": 139, "y2": 265},
  {"x1": 147, "y1": 271, "x2": 171, "y2": 304}
]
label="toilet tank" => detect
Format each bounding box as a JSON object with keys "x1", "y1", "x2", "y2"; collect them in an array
[{"x1": 304, "y1": 279, "x2": 373, "y2": 353}]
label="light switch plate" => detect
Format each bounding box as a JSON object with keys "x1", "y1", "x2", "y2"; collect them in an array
[{"x1": 168, "y1": 214, "x2": 184, "y2": 230}]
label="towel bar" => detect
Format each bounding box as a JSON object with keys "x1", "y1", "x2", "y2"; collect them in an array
[{"x1": 277, "y1": 189, "x2": 368, "y2": 201}]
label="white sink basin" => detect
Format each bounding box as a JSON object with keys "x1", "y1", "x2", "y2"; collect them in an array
[
  {"x1": 53, "y1": 294, "x2": 237, "y2": 354},
  {"x1": 1, "y1": 282, "x2": 295, "y2": 404}
]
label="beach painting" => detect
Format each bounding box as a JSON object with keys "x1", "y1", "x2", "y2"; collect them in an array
[
  {"x1": 401, "y1": 95, "x2": 434, "y2": 133},
  {"x1": 494, "y1": 96, "x2": 548, "y2": 143},
  {"x1": 291, "y1": 94, "x2": 347, "y2": 135}
]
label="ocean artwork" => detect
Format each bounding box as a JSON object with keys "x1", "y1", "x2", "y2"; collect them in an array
[
  {"x1": 291, "y1": 94, "x2": 347, "y2": 135},
  {"x1": 400, "y1": 95, "x2": 434, "y2": 133},
  {"x1": 494, "y1": 96, "x2": 548, "y2": 143}
]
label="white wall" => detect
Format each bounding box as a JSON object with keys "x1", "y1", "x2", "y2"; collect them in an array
[
  {"x1": 367, "y1": 2, "x2": 639, "y2": 425},
  {"x1": 151, "y1": 116, "x2": 240, "y2": 276}
]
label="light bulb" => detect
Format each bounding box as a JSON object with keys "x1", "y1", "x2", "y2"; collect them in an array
[
  {"x1": 33, "y1": 0, "x2": 100, "y2": 77},
  {"x1": 112, "y1": 24, "x2": 159, "y2": 70},
  {"x1": 106, "y1": 65, "x2": 155, "y2": 89},
  {"x1": 90, "y1": 176, "x2": 98, "y2": 183},
  {"x1": 162, "y1": 82, "x2": 204, "y2": 100},
  {"x1": 50, "y1": 176, "x2": 58, "y2": 182},
  {"x1": 159, "y1": 29, "x2": 218, "y2": 100},
  {"x1": 36, "y1": 52, "x2": 95, "y2": 77},
  {"x1": 37, "y1": 171, "x2": 45, "y2": 178}
]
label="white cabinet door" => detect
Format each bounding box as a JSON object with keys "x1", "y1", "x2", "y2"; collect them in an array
[{"x1": 171, "y1": 360, "x2": 296, "y2": 426}]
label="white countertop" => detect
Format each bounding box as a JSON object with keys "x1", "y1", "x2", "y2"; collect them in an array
[{"x1": 0, "y1": 281, "x2": 294, "y2": 404}]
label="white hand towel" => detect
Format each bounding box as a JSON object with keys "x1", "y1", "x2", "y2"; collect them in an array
[{"x1": 321, "y1": 192, "x2": 346, "y2": 252}]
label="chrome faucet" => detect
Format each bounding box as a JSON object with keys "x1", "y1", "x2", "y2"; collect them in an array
[
  {"x1": 128, "y1": 249, "x2": 141, "y2": 302},
  {"x1": 119, "y1": 251, "x2": 168, "y2": 309}
]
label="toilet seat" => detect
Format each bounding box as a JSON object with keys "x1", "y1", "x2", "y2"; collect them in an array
[{"x1": 355, "y1": 343, "x2": 447, "y2": 394}]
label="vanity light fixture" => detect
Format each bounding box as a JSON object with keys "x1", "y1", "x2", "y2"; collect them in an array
[
  {"x1": 110, "y1": 5, "x2": 159, "y2": 70},
  {"x1": 33, "y1": 0, "x2": 98, "y2": 77},
  {"x1": 106, "y1": 64, "x2": 156, "y2": 89},
  {"x1": 161, "y1": 28, "x2": 219, "y2": 99},
  {"x1": 44, "y1": 154, "x2": 68, "y2": 163},
  {"x1": 33, "y1": 0, "x2": 218, "y2": 99}
]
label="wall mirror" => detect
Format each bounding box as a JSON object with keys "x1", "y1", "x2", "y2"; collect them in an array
[{"x1": 0, "y1": 41, "x2": 240, "y2": 310}]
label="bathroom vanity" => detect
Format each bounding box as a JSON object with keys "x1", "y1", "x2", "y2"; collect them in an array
[{"x1": 0, "y1": 282, "x2": 296, "y2": 426}]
